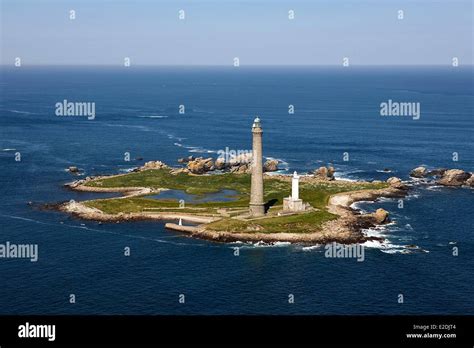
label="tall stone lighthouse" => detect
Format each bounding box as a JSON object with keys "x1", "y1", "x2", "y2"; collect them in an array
[{"x1": 249, "y1": 117, "x2": 265, "y2": 217}]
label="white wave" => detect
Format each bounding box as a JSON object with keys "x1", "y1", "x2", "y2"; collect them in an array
[
  {"x1": 376, "y1": 169, "x2": 392, "y2": 173},
  {"x1": 409, "y1": 177, "x2": 432, "y2": 185},
  {"x1": 363, "y1": 226, "x2": 389, "y2": 238},
  {"x1": 346, "y1": 169, "x2": 365, "y2": 174},
  {"x1": 265, "y1": 157, "x2": 289, "y2": 170},
  {"x1": 350, "y1": 202, "x2": 369, "y2": 213},
  {"x1": 119, "y1": 167, "x2": 138, "y2": 173},
  {"x1": 174, "y1": 142, "x2": 183, "y2": 147},
  {"x1": 229, "y1": 241, "x2": 247, "y2": 245},
  {"x1": 361, "y1": 239, "x2": 388, "y2": 248},
  {"x1": 186, "y1": 146, "x2": 217, "y2": 154},
  {"x1": 377, "y1": 197, "x2": 396, "y2": 203},
  {"x1": 191, "y1": 108, "x2": 215, "y2": 114},
  {"x1": 333, "y1": 171, "x2": 359, "y2": 182},
  {"x1": 334, "y1": 175, "x2": 358, "y2": 182},
  {"x1": 8, "y1": 109, "x2": 35, "y2": 115},
  {"x1": 138, "y1": 115, "x2": 168, "y2": 119},
  {"x1": 382, "y1": 247, "x2": 429, "y2": 254},
  {"x1": 380, "y1": 249, "x2": 408, "y2": 254},
  {"x1": 165, "y1": 134, "x2": 186, "y2": 142},
  {"x1": 426, "y1": 185, "x2": 444, "y2": 191},
  {"x1": 104, "y1": 123, "x2": 151, "y2": 132},
  {"x1": 302, "y1": 245, "x2": 322, "y2": 252},
  {"x1": 253, "y1": 241, "x2": 291, "y2": 248},
  {"x1": 362, "y1": 239, "x2": 406, "y2": 251},
  {"x1": 2, "y1": 148, "x2": 16, "y2": 151},
  {"x1": 362, "y1": 231, "x2": 428, "y2": 254}
]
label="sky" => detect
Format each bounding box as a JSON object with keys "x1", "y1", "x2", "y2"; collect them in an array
[{"x1": 1, "y1": 0, "x2": 472, "y2": 66}]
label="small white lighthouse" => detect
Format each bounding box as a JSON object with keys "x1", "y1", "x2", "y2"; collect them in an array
[
  {"x1": 283, "y1": 171, "x2": 306, "y2": 212},
  {"x1": 291, "y1": 171, "x2": 299, "y2": 200}
]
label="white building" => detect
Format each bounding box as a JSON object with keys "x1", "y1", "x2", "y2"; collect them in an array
[{"x1": 283, "y1": 171, "x2": 306, "y2": 212}]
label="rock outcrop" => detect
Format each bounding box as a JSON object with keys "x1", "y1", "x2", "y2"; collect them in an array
[
  {"x1": 263, "y1": 159, "x2": 279, "y2": 172},
  {"x1": 170, "y1": 168, "x2": 189, "y2": 175},
  {"x1": 372, "y1": 208, "x2": 389, "y2": 224},
  {"x1": 427, "y1": 168, "x2": 447, "y2": 177},
  {"x1": 177, "y1": 156, "x2": 195, "y2": 163},
  {"x1": 141, "y1": 161, "x2": 168, "y2": 171},
  {"x1": 67, "y1": 166, "x2": 79, "y2": 174},
  {"x1": 386, "y1": 177, "x2": 408, "y2": 190},
  {"x1": 178, "y1": 153, "x2": 279, "y2": 174},
  {"x1": 214, "y1": 157, "x2": 228, "y2": 170},
  {"x1": 408, "y1": 165, "x2": 472, "y2": 187},
  {"x1": 410, "y1": 166, "x2": 427, "y2": 178},
  {"x1": 228, "y1": 153, "x2": 253, "y2": 166},
  {"x1": 230, "y1": 163, "x2": 250, "y2": 174},
  {"x1": 314, "y1": 166, "x2": 335, "y2": 181},
  {"x1": 187, "y1": 157, "x2": 214, "y2": 174},
  {"x1": 437, "y1": 169, "x2": 472, "y2": 187},
  {"x1": 466, "y1": 174, "x2": 474, "y2": 187}
]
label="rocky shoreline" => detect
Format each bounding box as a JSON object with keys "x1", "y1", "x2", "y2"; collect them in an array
[
  {"x1": 409, "y1": 166, "x2": 473, "y2": 187},
  {"x1": 59, "y1": 200, "x2": 219, "y2": 224}
]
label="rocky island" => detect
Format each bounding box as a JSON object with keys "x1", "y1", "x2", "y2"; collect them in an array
[
  {"x1": 57, "y1": 118, "x2": 472, "y2": 245},
  {"x1": 60, "y1": 165, "x2": 409, "y2": 244}
]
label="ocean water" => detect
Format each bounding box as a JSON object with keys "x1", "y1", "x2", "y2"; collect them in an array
[{"x1": 0, "y1": 66, "x2": 473, "y2": 314}]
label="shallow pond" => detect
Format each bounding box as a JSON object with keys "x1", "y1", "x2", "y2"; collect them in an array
[{"x1": 147, "y1": 189, "x2": 239, "y2": 203}]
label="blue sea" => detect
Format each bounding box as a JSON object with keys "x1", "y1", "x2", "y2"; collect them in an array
[{"x1": 0, "y1": 66, "x2": 473, "y2": 314}]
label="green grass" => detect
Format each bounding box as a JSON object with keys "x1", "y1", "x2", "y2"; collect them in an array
[
  {"x1": 86, "y1": 169, "x2": 253, "y2": 194},
  {"x1": 205, "y1": 210, "x2": 338, "y2": 234},
  {"x1": 82, "y1": 168, "x2": 388, "y2": 233}
]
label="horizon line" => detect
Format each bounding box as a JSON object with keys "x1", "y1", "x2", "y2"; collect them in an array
[{"x1": 1, "y1": 64, "x2": 472, "y2": 68}]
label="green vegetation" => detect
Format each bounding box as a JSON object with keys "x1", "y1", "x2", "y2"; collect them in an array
[
  {"x1": 86, "y1": 169, "x2": 253, "y2": 194},
  {"x1": 83, "y1": 169, "x2": 388, "y2": 233},
  {"x1": 205, "y1": 211, "x2": 338, "y2": 234}
]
